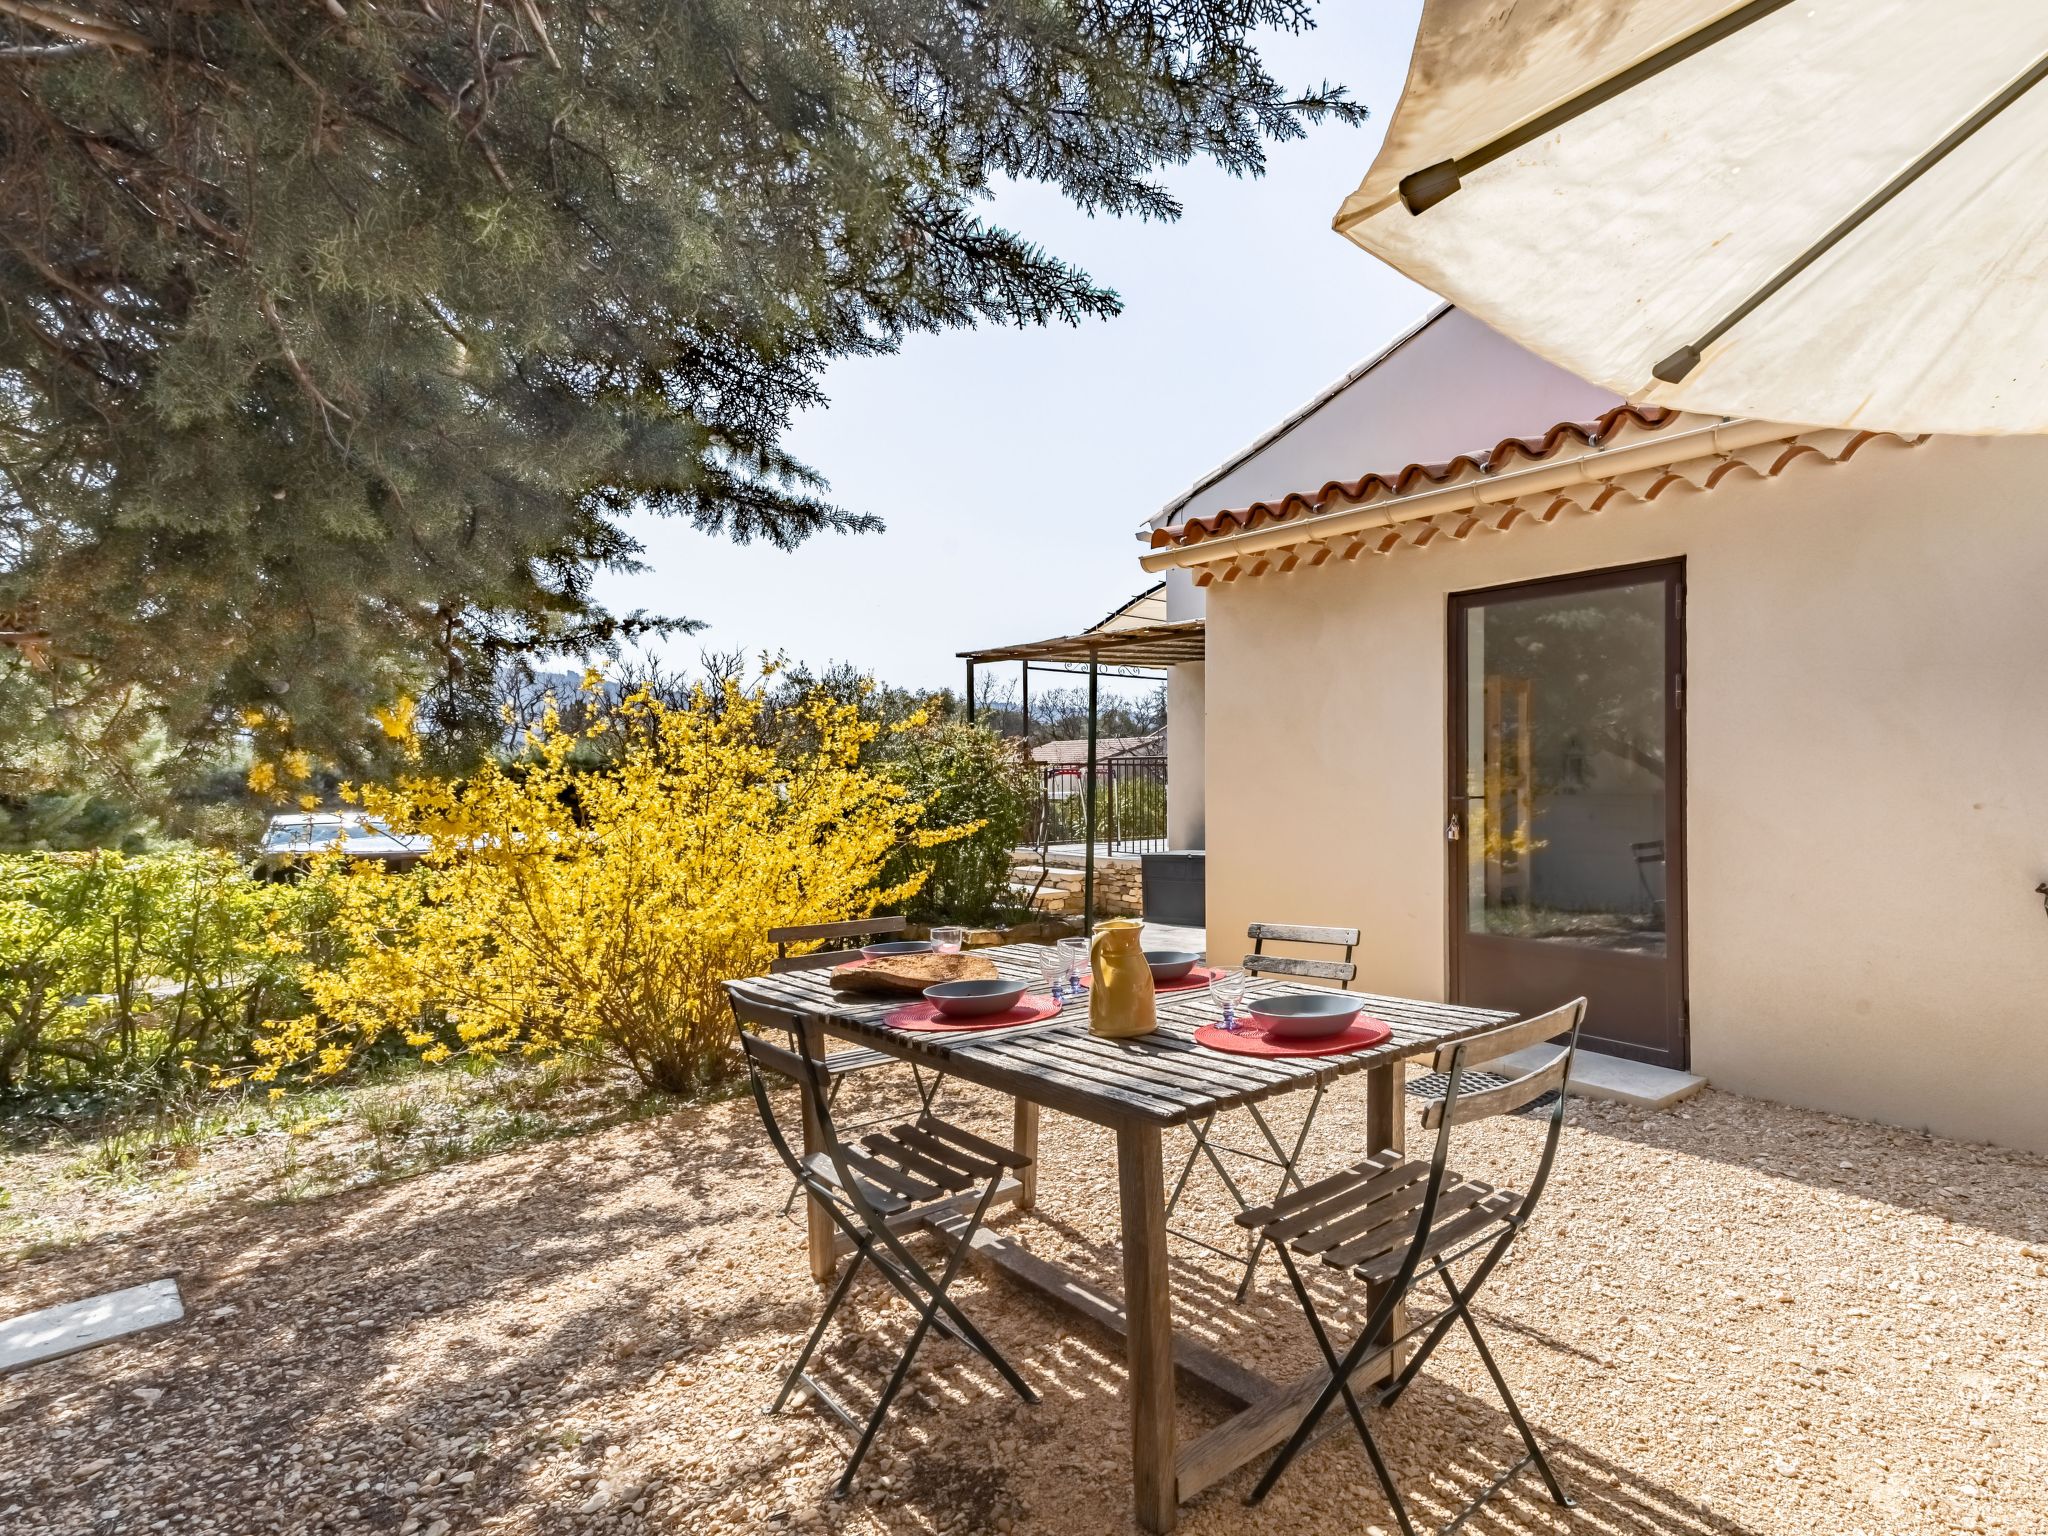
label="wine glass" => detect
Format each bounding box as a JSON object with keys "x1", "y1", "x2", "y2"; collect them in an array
[
  {"x1": 1207, "y1": 968, "x2": 1251, "y2": 1032},
  {"x1": 1039, "y1": 950, "x2": 1071, "y2": 1004},
  {"x1": 1057, "y1": 935, "x2": 1090, "y2": 993}
]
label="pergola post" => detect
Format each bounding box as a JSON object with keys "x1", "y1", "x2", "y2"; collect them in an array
[
  {"x1": 1020, "y1": 661, "x2": 1030, "y2": 743},
  {"x1": 1083, "y1": 650, "x2": 1099, "y2": 927},
  {"x1": 964, "y1": 660, "x2": 976, "y2": 724}
]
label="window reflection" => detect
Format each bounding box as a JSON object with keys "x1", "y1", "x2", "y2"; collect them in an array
[{"x1": 1463, "y1": 579, "x2": 1667, "y2": 953}]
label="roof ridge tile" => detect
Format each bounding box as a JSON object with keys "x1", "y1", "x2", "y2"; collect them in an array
[{"x1": 1154, "y1": 402, "x2": 1678, "y2": 549}]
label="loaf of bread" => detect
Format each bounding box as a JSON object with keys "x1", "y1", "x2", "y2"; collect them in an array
[{"x1": 829, "y1": 951, "x2": 1001, "y2": 996}]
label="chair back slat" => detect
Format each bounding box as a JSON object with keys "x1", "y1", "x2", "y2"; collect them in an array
[
  {"x1": 1422, "y1": 1046, "x2": 1571, "y2": 1129},
  {"x1": 1431, "y1": 997, "x2": 1584, "y2": 1073},
  {"x1": 1394, "y1": 996, "x2": 1587, "y2": 1290},
  {"x1": 729, "y1": 992, "x2": 808, "y2": 1035},
  {"x1": 737, "y1": 1025, "x2": 813, "y2": 1086},
  {"x1": 1246, "y1": 922, "x2": 1359, "y2": 948},
  {"x1": 767, "y1": 915, "x2": 906, "y2": 947},
  {"x1": 1245, "y1": 919, "x2": 1359, "y2": 991},
  {"x1": 1244, "y1": 952, "x2": 1358, "y2": 986}
]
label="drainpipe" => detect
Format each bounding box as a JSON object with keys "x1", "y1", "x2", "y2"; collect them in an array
[
  {"x1": 1082, "y1": 652, "x2": 1099, "y2": 927},
  {"x1": 1138, "y1": 416, "x2": 1806, "y2": 574}
]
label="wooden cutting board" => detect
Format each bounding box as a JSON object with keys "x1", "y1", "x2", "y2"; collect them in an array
[{"x1": 829, "y1": 951, "x2": 1000, "y2": 996}]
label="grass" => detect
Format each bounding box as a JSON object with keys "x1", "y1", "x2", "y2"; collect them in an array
[{"x1": 4, "y1": 1050, "x2": 692, "y2": 1257}]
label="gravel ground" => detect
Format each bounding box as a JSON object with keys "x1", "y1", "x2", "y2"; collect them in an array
[{"x1": 4, "y1": 1074, "x2": 2046, "y2": 1536}]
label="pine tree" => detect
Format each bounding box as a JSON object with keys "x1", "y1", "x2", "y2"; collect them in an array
[{"x1": 0, "y1": 1, "x2": 1361, "y2": 768}]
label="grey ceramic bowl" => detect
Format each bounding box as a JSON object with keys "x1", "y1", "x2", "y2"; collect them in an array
[
  {"x1": 1245, "y1": 992, "x2": 1362, "y2": 1039},
  {"x1": 923, "y1": 978, "x2": 1029, "y2": 1017},
  {"x1": 861, "y1": 939, "x2": 935, "y2": 960},
  {"x1": 1144, "y1": 949, "x2": 1202, "y2": 982}
]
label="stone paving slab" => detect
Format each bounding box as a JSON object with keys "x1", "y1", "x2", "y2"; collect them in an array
[
  {"x1": 0, "y1": 1278, "x2": 184, "y2": 1374},
  {"x1": 1491, "y1": 1043, "x2": 1707, "y2": 1110}
]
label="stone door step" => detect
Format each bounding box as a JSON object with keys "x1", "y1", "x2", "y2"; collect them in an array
[
  {"x1": 0, "y1": 1278, "x2": 184, "y2": 1374},
  {"x1": 1485, "y1": 1045, "x2": 1706, "y2": 1111}
]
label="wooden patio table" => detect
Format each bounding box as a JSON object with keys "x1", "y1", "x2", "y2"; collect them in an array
[{"x1": 725, "y1": 943, "x2": 1515, "y2": 1533}]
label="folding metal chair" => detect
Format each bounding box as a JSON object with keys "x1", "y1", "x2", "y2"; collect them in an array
[
  {"x1": 732, "y1": 997, "x2": 1038, "y2": 1496},
  {"x1": 1163, "y1": 921, "x2": 1359, "y2": 1298},
  {"x1": 1237, "y1": 996, "x2": 1588, "y2": 1534},
  {"x1": 768, "y1": 916, "x2": 946, "y2": 1214}
]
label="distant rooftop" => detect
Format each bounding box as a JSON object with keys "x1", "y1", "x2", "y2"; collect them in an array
[{"x1": 1031, "y1": 731, "x2": 1166, "y2": 767}]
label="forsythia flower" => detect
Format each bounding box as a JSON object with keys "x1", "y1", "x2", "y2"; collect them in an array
[
  {"x1": 258, "y1": 676, "x2": 950, "y2": 1095},
  {"x1": 247, "y1": 760, "x2": 278, "y2": 795},
  {"x1": 373, "y1": 696, "x2": 418, "y2": 741}
]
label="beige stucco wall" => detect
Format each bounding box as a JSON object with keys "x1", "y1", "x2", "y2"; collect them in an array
[
  {"x1": 1166, "y1": 662, "x2": 1206, "y2": 850},
  {"x1": 1201, "y1": 432, "x2": 2048, "y2": 1154}
]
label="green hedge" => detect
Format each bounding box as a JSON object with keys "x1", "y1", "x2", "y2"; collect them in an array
[
  {"x1": 879, "y1": 722, "x2": 1037, "y2": 924},
  {"x1": 0, "y1": 849, "x2": 320, "y2": 1094}
]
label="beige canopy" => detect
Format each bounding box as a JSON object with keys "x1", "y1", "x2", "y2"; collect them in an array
[{"x1": 1336, "y1": 0, "x2": 2048, "y2": 435}]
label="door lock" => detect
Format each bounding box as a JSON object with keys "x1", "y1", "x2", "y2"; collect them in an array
[{"x1": 1446, "y1": 814, "x2": 1461, "y2": 842}]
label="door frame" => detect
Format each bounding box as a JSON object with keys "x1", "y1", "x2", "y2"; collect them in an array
[{"x1": 1444, "y1": 558, "x2": 1689, "y2": 1068}]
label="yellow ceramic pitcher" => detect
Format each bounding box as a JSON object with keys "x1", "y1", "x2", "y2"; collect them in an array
[{"x1": 1088, "y1": 917, "x2": 1157, "y2": 1038}]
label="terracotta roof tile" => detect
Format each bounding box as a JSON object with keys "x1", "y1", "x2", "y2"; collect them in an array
[{"x1": 1150, "y1": 403, "x2": 1680, "y2": 549}]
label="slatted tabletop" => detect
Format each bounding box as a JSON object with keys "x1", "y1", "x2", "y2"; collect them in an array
[{"x1": 725, "y1": 942, "x2": 1515, "y2": 1129}]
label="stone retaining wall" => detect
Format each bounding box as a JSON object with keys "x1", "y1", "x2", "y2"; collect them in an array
[{"x1": 1008, "y1": 850, "x2": 1143, "y2": 917}]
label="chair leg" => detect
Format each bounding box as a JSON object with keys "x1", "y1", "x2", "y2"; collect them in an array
[
  {"x1": 863, "y1": 1237, "x2": 1038, "y2": 1406},
  {"x1": 1235, "y1": 1087, "x2": 1323, "y2": 1299},
  {"x1": 1249, "y1": 1247, "x2": 1416, "y2": 1535},
  {"x1": 783, "y1": 1073, "x2": 855, "y2": 1218},
  {"x1": 772, "y1": 1238, "x2": 869, "y2": 1413},
  {"x1": 834, "y1": 1178, "x2": 1012, "y2": 1497},
  {"x1": 1378, "y1": 1267, "x2": 1461, "y2": 1410},
  {"x1": 1440, "y1": 1265, "x2": 1573, "y2": 1509},
  {"x1": 1163, "y1": 1115, "x2": 1210, "y2": 1220}
]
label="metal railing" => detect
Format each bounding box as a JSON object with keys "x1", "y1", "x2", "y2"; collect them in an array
[{"x1": 1031, "y1": 756, "x2": 1168, "y2": 856}]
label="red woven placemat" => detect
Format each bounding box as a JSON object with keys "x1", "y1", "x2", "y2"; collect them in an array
[
  {"x1": 883, "y1": 995, "x2": 1064, "y2": 1032},
  {"x1": 1194, "y1": 1017, "x2": 1393, "y2": 1057},
  {"x1": 1068, "y1": 965, "x2": 1220, "y2": 994}
]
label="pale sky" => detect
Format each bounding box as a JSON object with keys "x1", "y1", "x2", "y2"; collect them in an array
[{"x1": 593, "y1": 3, "x2": 1432, "y2": 696}]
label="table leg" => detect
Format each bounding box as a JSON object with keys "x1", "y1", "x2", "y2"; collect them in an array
[
  {"x1": 798, "y1": 1017, "x2": 837, "y2": 1284},
  {"x1": 1117, "y1": 1122, "x2": 1177, "y2": 1533},
  {"x1": 1364, "y1": 1061, "x2": 1407, "y2": 1377},
  {"x1": 1012, "y1": 1098, "x2": 1040, "y2": 1213}
]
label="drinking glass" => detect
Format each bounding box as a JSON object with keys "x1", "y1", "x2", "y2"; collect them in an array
[
  {"x1": 1207, "y1": 968, "x2": 1251, "y2": 1031},
  {"x1": 931, "y1": 926, "x2": 967, "y2": 954},
  {"x1": 1058, "y1": 935, "x2": 1091, "y2": 994},
  {"x1": 1039, "y1": 951, "x2": 1070, "y2": 1003}
]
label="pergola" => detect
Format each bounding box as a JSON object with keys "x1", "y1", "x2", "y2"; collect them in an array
[{"x1": 959, "y1": 585, "x2": 1204, "y2": 922}]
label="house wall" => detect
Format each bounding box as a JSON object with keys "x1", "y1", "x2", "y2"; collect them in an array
[
  {"x1": 1201, "y1": 432, "x2": 2048, "y2": 1155},
  {"x1": 1166, "y1": 663, "x2": 1206, "y2": 849},
  {"x1": 1153, "y1": 306, "x2": 1621, "y2": 625},
  {"x1": 1155, "y1": 306, "x2": 1618, "y2": 855}
]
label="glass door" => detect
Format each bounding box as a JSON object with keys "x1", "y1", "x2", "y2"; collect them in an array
[{"x1": 1447, "y1": 563, "x2": 1686, "y2": 1067}]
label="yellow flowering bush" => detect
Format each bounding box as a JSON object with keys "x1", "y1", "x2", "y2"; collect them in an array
[{"x1": 260, "y1": 675, "x2": 960, "y2": 1094}]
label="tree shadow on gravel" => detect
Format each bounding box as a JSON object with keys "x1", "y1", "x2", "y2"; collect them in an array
[
  {"x1": 0, "y1": 1093, "x2": 826, "y2": 1533},
  {"x1": 1238, "y1": 1374, "x2": 1779, "y2": 1536}
]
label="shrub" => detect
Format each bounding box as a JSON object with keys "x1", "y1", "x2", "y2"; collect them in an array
[
  {"x1": 260, "y1": 674, "x2": 961, "y2": 1095},
  {"x1": 879, "y1": 721, "x2": 1038, "y2": 924},
  {"x1": 0, "y1": 848, "x2": 311, "y2": 1093}
]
